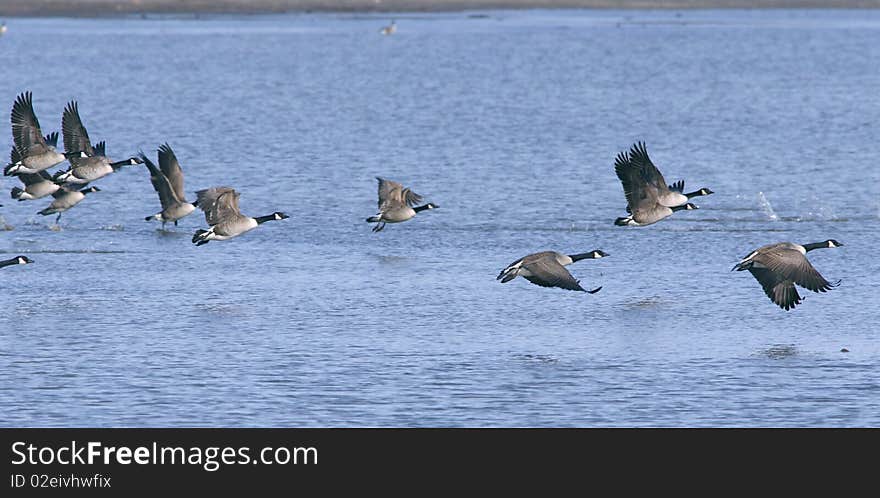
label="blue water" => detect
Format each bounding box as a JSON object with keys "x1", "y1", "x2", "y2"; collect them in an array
[{"x1": 0, "y1": 9, "x2": 878, "y2": 427}]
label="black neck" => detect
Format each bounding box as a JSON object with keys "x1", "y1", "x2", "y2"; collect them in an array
[
  {"x1": 685, "y1": 190, "x2": 703, "y2": 199},
  {"x1": 0, "y1": 259, "x2": 16, "y2": 268},
  {"x1": 414, "y1": 204, "x2": 433, "y2": 213},
  {"x1": 671, "y1": 204, "x2": 690, "y2": 212},
  {"x1": 568, "y1": 252, "x2": 595, "y2": 262},
  {"x1": 803, "y1": 241, "x2": 830, "y2": 252},
  {"x1": 110, "y1": 158, "x2": 135, "y2": 170},
  {"x1": 255, "y1": 214, "x2": 277, "y2": 224}
]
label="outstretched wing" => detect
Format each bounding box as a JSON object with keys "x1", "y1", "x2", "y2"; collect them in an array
[
  {"x1": 747, "y1": 267, "x2": 802, "y2": 311},
  {"x1": 11, "y1": 91, "x2": 49, "y2": 155},
  {"x1": 196, "y1": 186, "x2": 241, "y2": 226},
  {"x1": 158, "y1": 143, "x2": 187, "y2": 201},
  {"x1": 629, "y1": 141, "x2": 669, "y2": 191},
  {"x1": 376, "y1": 177, "x2": 422, "y2": 209},
  {"x1": 668, "y1": 180, "x2": 685, "y2": 192},
  {"x1": 752, "y1": 249, "x2": 838, "y2": 294},
  {"x1": 140, "y1": 151, "x2": 179, "y2": 210},
  {"x1": 61, "y1": 100, "x2": 95, "y2": 158},
  {"x1": 522, "y1": 257, "x2": 587, "y2": 292}
]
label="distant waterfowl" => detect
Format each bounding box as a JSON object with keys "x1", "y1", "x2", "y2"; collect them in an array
[
  {"x1": 614, "y1": 149, "x2": 697, "y2": 226},
  {"x1": 497, "y1": 250, "x2": 607, "y2": 293},
  {"x1": 52, "y1": 100, "x2": 143, "y2": 185},
  {"x1": 0, "y1": 255, "x2": 33, "y2": 269},
  {"x1": 192, "y1": 187, "x2": 289, "y2": 246},
  {"x1": 37, "y1": 186, "x2": 100, "y2": 224},
  {"x1": 626, "y1": 141, "x2": 713, "y2": 211},
  {"x1": 4, "y1": 92, "x2": 84, "y2": 176},
  {"x1": 0, "y1": 22, "x2": 6, "y2": 36},
  {"x1": 140, "y1": 143, "x2": 198, "y2": 229},
  {"x1": 380, "y1": 20, "x2": 397, "y2": 35},
  {"x1": 733, "y1": 239, "x2": 842, "y2": 311},
  {"x1": 9, "y1": 147, "x2": 60, "y2": 200},
  {"x1": 367, "y1": 177, "x2": 437, "y2": 232}
]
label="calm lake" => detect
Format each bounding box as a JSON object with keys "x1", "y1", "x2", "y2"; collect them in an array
[{"x1": 0, "y1": 9, "x2": 878, "y2": 427}]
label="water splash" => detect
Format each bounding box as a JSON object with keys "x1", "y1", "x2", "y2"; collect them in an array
[{"x1": 757, "y1": 192, "x2": 778, "y2": 221}]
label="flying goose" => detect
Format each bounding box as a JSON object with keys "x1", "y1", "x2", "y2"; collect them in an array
[
  {"x1": 367, "y1": 177, "x2": 437, "y2": 232},
  {"x1": 37, "y1": 186, "x2": 100, "y2": 224},
  {"x1": 625, "y1": 141, "x2": 713, "y2": 212},
  {"x1": 380, "y1": 20, "x2": 397, "y2": 35},
  {"x1": 4, "y1": 92, "x2": 85, "y2": 176},
  {"x1": 192, "y1": 187, "x2": 289, "y2": 246},
  {"x1": 497, "y1": 250, "x2": 607, "y2": 293},
  {"x1": 0, "y1": 255, "x2": 33, "y2": 269},
  {"x1": 140, "y1": 143, "x2": 198, "y2": 229},
  {"x1": 733, "y1": 240, "x2": 842, "y2": 311},
  {"x1": 614, "y1": 150, "x2": 697, "y2": 226},
  {"x1": 52, "y1": 100, "x2": 142, "y2": 185},
  {"x1": 9, "y1": 146, "x2": 61, "y2": 201}
]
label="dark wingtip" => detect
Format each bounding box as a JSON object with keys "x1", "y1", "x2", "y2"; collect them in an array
[{"x1": 588, "y1": 286, "x2": 602, "y2": 294}]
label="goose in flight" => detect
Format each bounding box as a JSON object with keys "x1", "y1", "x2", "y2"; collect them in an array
[
  {"x1": 192, "y1": 187, "x2": 288, "y2": 246},
  {"x1": 733, "y1": 239, "x2": 842, "y2": 310},
  {"x1": 367, "y1": 177, "x2": 437, "y2": 232},
  {"x1": 52, "y1": 100, "x2": 142, "y2": 185},
  {"x1": 141, "y1": 143, "x2": 198, "y2": 229},
  {"x1": 37, "y1": 186, "x2": 100, "y2": 224},
  {"x1": 497, "y1": 250, "x2": 607, "y2": 293},
  {"x1": 4, "y1": 92, "x2": 84, "y2": 176},
  {"x1": 614, "y1": 150, "x2": 697, "y2": 226}
]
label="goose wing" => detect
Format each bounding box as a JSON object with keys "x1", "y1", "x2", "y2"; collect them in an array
[
  {"x1": 157, "y1": 143, "x2": 187, "y2": 201},
  {"x1": 669, "y1": 180, "x2": 685, "y2": 192},
  {"x1": 751, "y1": 248, "x2": 838, "y2": 293},
  {"x1": 11, "y1": 91, "x2": 49, "y2": 156},
  {"x1": 196, "y1": 187, "x2": 241, "y2": 226},
  {"x1": 629, "y1": 141, "x2": 669, "y2": 191},
  {"x1": 140, "y1": 152, "x2": 180, "y2": 210},
  {"x1": 616, "y1": 151, "x2": 666, "y2": 221},
  {"x1": 747, "y1": 267, "x2": 803, "y2": 311},
  {"x1": 61, "y1": 101, "x2": 94, "y2": 161},
  {"x1": 522, "y1": 256, "x2": 586, "y2": 292},
  {"x1": 376, "y1": 177, "x2": 422, "y2": 209}
]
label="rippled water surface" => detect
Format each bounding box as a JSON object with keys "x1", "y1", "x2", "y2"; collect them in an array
[{"x1": 1, "y1": 9, "x2": 878, "y2": 427}]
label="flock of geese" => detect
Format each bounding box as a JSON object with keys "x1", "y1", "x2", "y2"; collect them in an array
[{"x1": 0, "y1": 90, "x2": 843, "y2": 312}]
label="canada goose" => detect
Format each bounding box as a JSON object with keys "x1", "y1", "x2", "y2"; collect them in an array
[
  {"x1": 0, "y1": 255, "x2": 33, "y2": 269},
  {"x1": 626, "y1": 142, "x2": 713, "y2": 211},
  {"x1": 497, "y1": 250, "x2": 607, "y2": 292},
  {"x1": 140, "y1": 143, "x2": 198, "y2": 229},
  {"x1": 9, "y1": 146, "x2": 60, "y2": 200},
  {"x1": 367, "y1": 177, "x2": 437, "y2": 232},
  {"x1": 37, "y1": 186, "x2": 100, "y2": 224},
  {"x1": 0, "y1": 22, "x2": 7, "y2": 36},
  {"x1": 4, "y1": 92, "x2": 84, "y2": 176},
  {"x1": 733, "y1": 240, "x2": 842, "y2": 311},
  {"x1": 191, "y1": 187, "x2": 289, "y2": 246},
  {"x1": 52, "y1": 101, "x2": 142, "y2": 185},
  {"x1": 380, "y1": 20, "x2": 397, "y2": 35},
  {"x1": 614, "y1": 150, "x2": 698, "y2": 226}
]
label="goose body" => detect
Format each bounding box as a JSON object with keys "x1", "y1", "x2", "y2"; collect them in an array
[
  {"x1": 4, "y1": 92, "x2": 80, "y2": 176},
  {"x1": 733, "y1": 239, "x2": 842, "y2": 310},
  {"x1": 366, "y1": 177, "x2": 437, "y2": 232},
  {"x1": 497, "y1": 250, "x2": 607, "y2": 292},
  {"x1": 52, "y1": 100, "x2": 142, "y2": 185},
  {"x1": 9, "y1": 147, "x2": 60, "y2": 200},
  {"x1": 141, "y1": 143, "x2": 197, "y2": 229},
  {"x1": 37, "y1": 186, "x2": 100, "y2": 224},
  {"x1": 614, "y1": 149, "x2": 697, "y2": 226},
  {"x1": 192, "y1": 186, "x2": 288, "y2": 246},
  {"x1": 0, "y1": 255, "x2": 33, "y2": 269}
]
